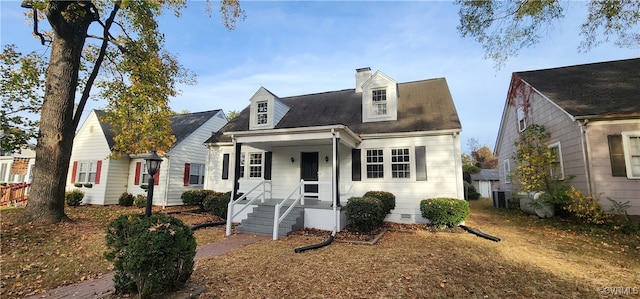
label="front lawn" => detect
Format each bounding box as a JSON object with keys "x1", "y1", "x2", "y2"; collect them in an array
[{"x1": 1, "y1": 199, "x2": 638, "y2": 298}]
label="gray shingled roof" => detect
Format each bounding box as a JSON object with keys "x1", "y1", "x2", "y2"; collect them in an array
[
  {"x1": 94, "y1": 109, "x2": 220, "y2": 149},
  {"x1": 515, "y1": 58, "x2": 640, "y2": 119},
  {"x1": 470, "y1": 169, "x2": 499, "y2": 181},
  {"x1": 206, "y1": 77, "x2": 461, "y2": 143}
]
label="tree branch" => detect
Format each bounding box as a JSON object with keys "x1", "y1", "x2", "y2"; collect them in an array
[{"x1": 73, "y1": 1, "x2": 121, "y2": 128}]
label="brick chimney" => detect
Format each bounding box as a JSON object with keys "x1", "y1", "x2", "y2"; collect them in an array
[{"x1": 355, "y1": 67, "x2": 371, "y2": 93}]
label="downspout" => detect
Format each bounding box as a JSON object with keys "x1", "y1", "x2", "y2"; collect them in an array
[
  {"x1": 163, "y1": 155, "x2": 171, "y2": 207},
  {"x1": 452, "y1": 131, "x2": 464, "y2": 199},
  {"x1": 578, "y1": 120, "x2": 593, "y2": 195}
]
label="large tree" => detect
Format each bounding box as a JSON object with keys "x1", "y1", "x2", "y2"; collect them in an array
[
  {"x1": 9, "y1": 0, "x2": 243, "y2": 224},
  {"x1": 456, "y1": 0, "x2": 640, "y2": 68}
]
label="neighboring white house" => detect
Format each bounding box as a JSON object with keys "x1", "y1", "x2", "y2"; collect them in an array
[
  {"x1": 66, "y1": 109, "x2": 227, "y2": 206},
  {"x1": 204, "y1": 67, "x2": 464, "y2": 233},
  {"x1": 495, "y1": 58, "x2": 640, "y2": 215}
]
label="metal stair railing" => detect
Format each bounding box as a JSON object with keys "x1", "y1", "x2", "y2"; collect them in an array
[{"x1": 226, "y1": 179, "x2": 271, "y2": 236}]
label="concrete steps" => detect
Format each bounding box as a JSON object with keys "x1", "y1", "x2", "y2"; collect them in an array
[{"x1": 235, "y1": 204, "x2": 304, "y2": 238}]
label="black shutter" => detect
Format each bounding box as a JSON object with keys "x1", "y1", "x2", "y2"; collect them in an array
[
  {"x1": 264, "y1": 152, "x2": 272, "y2": 180},
  {"x1": 415, "y1": 146, "x2": 427, "y2": 181},
  {"x1": 222, "y1": 153, "x2": 230, "y2": 180},
  {"x1": 608, "y1": 135, "x2": 627, "y2": 177},
  {"x1": 352, "y1": 149, "x2": 361, "y2": 181}
]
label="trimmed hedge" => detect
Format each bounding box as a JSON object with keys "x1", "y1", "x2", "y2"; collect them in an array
[
  {"x1": 105, "y1": 213, "x2": 196, "y2": 298},
  {"x1": 118, "y1": 192, "x2": 134, "y2": 207},
  {"x1": 420, "y1": 198, "x2": 470, "y2": 228},
  {"x1": 181, "y1": 190, "x2": 217, "y2": 209},
  {"x1": 65, "y1": 189, "x2": 84, "y2": 206},
  {"x1": 345, "y1": 196, "x2": 385, "y2": 233},
  {"x1": 363, "y1": 191, "x2": 396, "y2": 214},
  {"x1": 202, "y1": 191, "x2": 231, "y2": 218}
]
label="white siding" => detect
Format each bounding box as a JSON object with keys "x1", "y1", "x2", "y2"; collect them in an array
[{"x1": 205, "y1": 133, "x2": 464, "y2": 225}]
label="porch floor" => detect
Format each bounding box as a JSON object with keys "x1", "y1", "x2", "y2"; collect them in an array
[{"x1": 235, "y1": 197, "x2": 340, "y2": 210}]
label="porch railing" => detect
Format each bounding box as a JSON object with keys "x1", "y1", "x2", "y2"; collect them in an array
[
  {"x1": 273, "y1": 180, "x2": 329, "y2": 240},
  {"x1": 226, "y1": 179, "x2": 271, "y2": 236}
]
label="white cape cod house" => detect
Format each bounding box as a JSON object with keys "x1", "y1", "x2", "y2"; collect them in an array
[
  {"x1": 66, "y1": 109, "x2": 227, "y2": 206},
  {"x1": 204, "y1": 68, "x2": 464, "y2": 237}
]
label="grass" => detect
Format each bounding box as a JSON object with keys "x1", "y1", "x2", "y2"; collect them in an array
[{"x1": 2, "y1": 199, "x2": 639, "y2": 298}]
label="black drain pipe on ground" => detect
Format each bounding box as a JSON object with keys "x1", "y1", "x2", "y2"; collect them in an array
[
  {"x1": 191, "y1": 221, "x2": 227, "y2": 231},
  {"x1": 459, "y1": 225, "x2": 501, "y2": 242},
  {"x1": 294, "y1": 231, "x2": 336, "y2": 253}
]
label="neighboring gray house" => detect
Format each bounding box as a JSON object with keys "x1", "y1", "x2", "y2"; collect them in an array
[
  {"x1": 470, "y1": 169, "x2": 499, "y2": 198},
  {"x1": 67, "y1": 109, "x2": 227, "y2": 206},
  {"x1": 204, "y1": 68, "x2": 464, "y2": 237},
  {"x1": 495, "y1": 58, "x2": 640, "y2": 215}
]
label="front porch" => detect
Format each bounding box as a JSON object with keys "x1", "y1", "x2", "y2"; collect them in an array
[{"x1": 226, "y1": 180, "x2": 347, "y2": 240}]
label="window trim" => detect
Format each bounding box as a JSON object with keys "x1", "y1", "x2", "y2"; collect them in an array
[
  {"x1": 188, "y1": 163, "x2": 205, "y2": 185},
  {"x1": 77, "y1": 161, "x2": 98, "y2": 183},
  {"x1": 366, "y1": 149, "x2": 384, "y2": 179},
  {"x1": 503, "y1": 159, "x2": 511, "y2": 184},
  {"x1": 371, "y1": 88, "x2": 387, "y2": 116},
  {"x1": 621, "y1": 131, "x2": 640, "y2": 179},
  {"x1": 391, "y1": 148, "x2": 411, "y2": 179},
  {"x1": 548, "y1": 142, "x2": 565, "y2": 180},
  {"x1": 517, "y1": 106, "x2": 527, "y2": 132},
  {"x1": 248, "y1": 152, "x2": 263, "y2": 178},
  {"x1": 256, "y1": 100, "x2": 268, "y2": 125}
]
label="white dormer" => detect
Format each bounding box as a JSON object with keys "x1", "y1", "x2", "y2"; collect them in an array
[
  {"x1": 249, "y1": 87, "x2": 290, "y2": 130},
  {"x1": 361, "y1": 70, "x2": 398, "y2": 123}
]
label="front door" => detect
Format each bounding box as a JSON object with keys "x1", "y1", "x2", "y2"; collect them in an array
[{"x1": 301, "y1": 152, "x2": 319, "y2": 197}]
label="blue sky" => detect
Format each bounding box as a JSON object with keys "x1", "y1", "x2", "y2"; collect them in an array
[{"x1": 1, "y1": 1, "x2": 639, "y2": 154}]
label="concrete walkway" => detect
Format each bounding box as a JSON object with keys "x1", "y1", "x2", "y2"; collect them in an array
[{"x1": 25, "y1": 233, "x2": 270, "y2": 299}]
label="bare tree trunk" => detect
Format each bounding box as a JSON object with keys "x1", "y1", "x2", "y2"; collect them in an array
[{"x1": 21, "y1": 2, "x2": 94, "y2": 224}]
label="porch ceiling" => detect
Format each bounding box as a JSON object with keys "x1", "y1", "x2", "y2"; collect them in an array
[{"x1": 226, "y1": 125, "x2": 361, "y2": 150}]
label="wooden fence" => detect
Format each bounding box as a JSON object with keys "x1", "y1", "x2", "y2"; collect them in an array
[{"x1": 1, "y1": 182, "x2": 30, "y2": 207}]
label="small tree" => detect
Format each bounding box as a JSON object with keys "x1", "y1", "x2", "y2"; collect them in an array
[{"x1": 513, "y1": 124, "x2": 556, "y2": 193}]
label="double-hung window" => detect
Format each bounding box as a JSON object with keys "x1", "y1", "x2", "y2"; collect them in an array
[
  {"x1": 517, "y1": 107, "x2": 527, "y2": 132},
  {"x1": 391, "y1": 148, "x2": 410, "y2": 178},
  {"x1": 239, "y1": 153, "x2": 246, "y2": 178},
  {"x1": 189, "y1": 164, "x2": 205, "y2": 185},
  {"x1": 366, "y1": 149, "x2": 384, "y2": 178},
  {"x1": 503, "y1": 159, "x2": 511, "y2": 183},
  {"x1": 621, "y1": 132, "x2": 640, "y2": 178},
  {"x1": 257, "y1": 101, "x2": 268, "y2": 125},
  {"x1": 548, "y1": 142, "x2": 564, "y2": 180},
  {"x1": 78, "y1": 161, "x2": 98, "y2": 183},
  {"x1": 249, "y1": 153, "x2": 263, "y2": 178},
  {"x1": 372, "y1": 89, "x2": 387, "y2": 116}
]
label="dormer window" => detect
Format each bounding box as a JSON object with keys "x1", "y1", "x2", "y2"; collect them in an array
[
  {"x1": 372, "y1": 89, "x2": 387, "y2": 115},
  {"x1": 257, "y1": 101, "x2": 268, "y2": 125}
]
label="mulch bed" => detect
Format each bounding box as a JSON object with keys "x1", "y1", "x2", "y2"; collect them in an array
[{"x1": 290, "y1": 222, "x2": 465, "y2": 244}]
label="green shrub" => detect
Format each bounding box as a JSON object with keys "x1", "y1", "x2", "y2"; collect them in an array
[
  {"x1": 133, "y1": 194, "x2": 146, "y2": 208},
  {"x1": 65, "y1": 189, "x2": 84, "y2": 206},
  {"x1": 467, "y1": 185, "x2": 481, "y2": 200},
  {"x1": 181, "y1": 190, "x2": 217, "y2": 209},
  {"x1": 363, "y1": 191, "x2": 396, "y2": 214},
  {"x1": 345, "y1": 196, "x2": 385, "y2": 233},
  {"x1": 118, "y1": 192, "x2": 134, "y2": 207},
  {"x1": 420, "y1": 198, "x2": 470, "y2": 228},
  {"x1": 202, "y1": 191, "x2": 231, "y2": 218},
  {"x1": 104, "y1": 213, "x2": 196, "y2": 298}
]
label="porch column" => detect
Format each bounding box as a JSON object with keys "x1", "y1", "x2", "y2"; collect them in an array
[
  {"x1": 333, "y1": 137, "x2": 341, "y2": 207},
  {"x1": 232, "y1": 141, "x2": 242, "y2": 201}
]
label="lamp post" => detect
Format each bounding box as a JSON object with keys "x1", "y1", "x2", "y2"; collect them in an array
[{"x1": 144, "y1": 150, "x2": 162, "y2": 217}]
